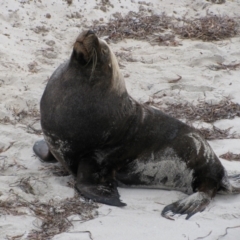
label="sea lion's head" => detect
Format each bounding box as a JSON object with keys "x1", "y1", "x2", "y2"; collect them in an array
[{"x1": 71, "y1": 30, "x2": 126, "y2": 94}]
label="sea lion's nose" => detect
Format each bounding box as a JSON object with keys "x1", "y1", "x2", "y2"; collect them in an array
[{"x1": 87, "y1": 30, "x2": 95, "y2": 36}]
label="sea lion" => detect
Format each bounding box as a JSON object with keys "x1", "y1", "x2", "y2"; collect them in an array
[{"x1": 33, "y1": 30, "x2": 240, "y2": 219}]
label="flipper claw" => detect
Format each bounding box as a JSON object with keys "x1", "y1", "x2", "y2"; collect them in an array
[{"x1": 161, "y1": 192, "x2": 210, "y2": 220}]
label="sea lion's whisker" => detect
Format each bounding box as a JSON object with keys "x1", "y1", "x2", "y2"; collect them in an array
[{"x1": 89, "y1": 48, "x2": 97, "y2": 81}]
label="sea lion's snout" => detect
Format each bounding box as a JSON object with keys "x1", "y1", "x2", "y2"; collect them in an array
[{"x1": 73, "y1": 30, "x2": 99, "y2": 63}]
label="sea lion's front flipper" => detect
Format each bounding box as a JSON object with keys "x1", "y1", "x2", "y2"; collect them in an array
[
  {"x1": 33, "y1": 139, "x2": 58, "y2": 163},
  {"x1": 161, "y1": 192, "x2": 211, "y2": 220},
  {"x1": 76, "y1": 182, "x2": 126, "y2": 207},
  {"x1": 76, "y1": 160, "x2": 126, "y2": 207}
]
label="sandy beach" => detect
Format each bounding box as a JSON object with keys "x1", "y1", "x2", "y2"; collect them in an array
[{"x1": 1, "y1": 0, "x2": 240, "y2": 239}]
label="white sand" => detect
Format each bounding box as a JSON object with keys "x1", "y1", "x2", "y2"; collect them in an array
[{"x1": 1, "y1": 0, "x2": 240, "y2": 239}]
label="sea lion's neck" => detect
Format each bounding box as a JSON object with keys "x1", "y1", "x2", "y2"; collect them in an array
[
  {"x1": 108, "y1": 49, "x2": 127, "y2": 96},
  {"x1": 69, "y1": 47, "x2": 127, "y2": 96}
]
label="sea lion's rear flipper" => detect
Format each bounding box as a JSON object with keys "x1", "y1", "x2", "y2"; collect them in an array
[
  {"x1": 229, "y1": 174, "x2": 240, "y2": 193},
  {"x1": 76, "y1": 160, "x2": 126, "y2": 207},
  {"x1": 33, "y1": 139, "x2": 58, "y2": 163},
  {"x1": 220, "y1": 173, "x2": 240, "y2": 194},
  {"x1": 161, "y1": 192, "x2": 211, "y2": 220}
]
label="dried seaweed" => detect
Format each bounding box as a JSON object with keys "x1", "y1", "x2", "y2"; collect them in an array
[
  {"x1": 206, "y1": 0, "x2": 225, "y2": 3},
  {"x1": 93, "y1": 12, "x2": 175, "y2": 45},
  {"x1": 0, "y1": 192, "x2": 98, "y2": 240},
  {"x1": 65, "y1": 0, "x2": 72, "y2": 5},
  {"x1": 197, "y1": 126, "x2": 239, "y2": 140},
  {"x1": 174, "y1": 15, "x2": 238, "y2": 41},
  {"x1": 208, "y1": 62, "x2": 240, "y2": 71},
  {"x1": 0, "y1": 156, "x2": 8, "y2": 171},
  {"x1": 0, "y1": 116, "x2": 15, "y2": 125},
  {"x1": 12, "y1": 104, "x2": 40, "y2": 124},
  {"x1": 194, "y1": 230, "x2": 212, "y2": 240},
  {"x1": 145, "y1": 98, "x2": 240, "y2": 139},
  {"x1": 216, "y1": 225, "x2": 240, "y2": 240},
  {"x1": 92, "y1": 11, "x2": 238, "y2": 44},
  {"x1": 219, "y1": 152, "x2": 240, "y2": 161},
  {"x1": 0, "y1": 142, "x2": 15, "y2": 153},
  {"x1": 6, "y1": 233, "x2": 25, "y2": 240},
  {"x1": 153, "y1": 99, "x2": 240, "y2": 123},
  {"x1": 0, "y1": 102, "x2": 40, "y2": 126},
  {"x1": 38, "y1": 164, "x2": 70, "y2": 177},
  {"x1": 9, "y1": 177, "x2": 36, "y2": 195},
  {"x1": 0, "y1": 157, "x2": 28, "y2": 172},
  {"x1": 25, "y1": 124, "x2": 42, "y2": 135},
  {"x1": 67, "y1": 231, "x2": 94, "y2": 240}
]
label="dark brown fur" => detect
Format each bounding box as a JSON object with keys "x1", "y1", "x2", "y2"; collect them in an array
[{"x1": 33, "y1": 30, "x2": 240, "y2": 219}]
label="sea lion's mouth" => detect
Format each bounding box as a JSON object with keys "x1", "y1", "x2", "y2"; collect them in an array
[{"x1": 73, "y1": 30, "x2": 99, "y2": 64}]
